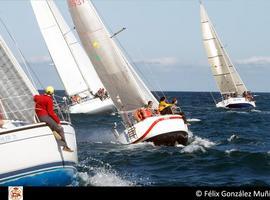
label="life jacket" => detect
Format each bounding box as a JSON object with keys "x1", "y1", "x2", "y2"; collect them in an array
[{"x1": 143, "y1": 109, "x2": 152, "y2": 118}]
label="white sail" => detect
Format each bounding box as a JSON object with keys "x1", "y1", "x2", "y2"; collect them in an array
[
  {"x1": 67, "y1": 0, "x2": 158, "y2": 113},
  {"x1": 31, "y1": 0, "x2": 105, "y2": 97},
  {"x1": 200, "y1": 4, "x2": 247, "y2": 96},
  {"x1": 31, "y1": 0, "x2": 88, "y2": 96},
  {"x1": 0, "y1": 35, "x2": 38, "y2": 123}
]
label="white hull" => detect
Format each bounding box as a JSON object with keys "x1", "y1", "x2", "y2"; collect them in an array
[
  {"x1": 0, "y1": 122, "x2": 78, "y2": 186},
  {"x1": 216, "y1": 97, "x2": 256, "y2": 109},
  {"x1": 116, "y1": 115, "x2": 189, "y2": 146},
  {"x1": 69, "y1": 98, "x2": 115, "y2": 114}
]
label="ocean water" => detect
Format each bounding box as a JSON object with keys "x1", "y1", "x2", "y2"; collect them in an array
[{"x1": 60, "y1": 91, "x2": 270, "y2": 186}]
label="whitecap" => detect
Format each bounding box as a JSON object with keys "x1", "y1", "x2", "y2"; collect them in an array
[
  {"x1": 227, "y1": 134, "x2": 238, "y2": 142},
  {"x1": 187, "y1": 118, "x2": 201, "y2": 122}
]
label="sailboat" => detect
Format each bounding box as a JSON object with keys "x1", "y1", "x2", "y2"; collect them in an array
[
  {"x1": 0, "y1": 34, "x2": 78, "y2": 186},
  {"x1": 67, "y1": 0, "x2": 189, "y2": 146},
  {"x1": 31, "y1": 0, "x2": 115, "y2": 114},
  {"x1": 200, "y1": 4, "x2": 256, "y2": 109}
]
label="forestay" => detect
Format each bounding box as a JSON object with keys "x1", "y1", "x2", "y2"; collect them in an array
[
  {"x1": 31, "y1": 0, "x2": 104, "y2": 97},
  {"x1": 0, "y1": 35, "x2": 37, "y2": 123},
  {"x1": 67, "y1": 0, "x2": 158, "y2": 112},
  {"x1": 200, "y1": 4, "x2": 247, "y2": 95}
]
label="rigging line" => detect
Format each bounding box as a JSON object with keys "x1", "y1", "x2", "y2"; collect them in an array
[
  {"x1": 209, "y1": 91, "x2": 217, "y2": 105},
  {"x1": 132, "y1": 45, "x2": 165, "y2": 99},
  {"x1": 115, "y1": 37, "x2": 160, "y2": 98},
  {"x1": 0, "y1": 16, "x2": 37, "y2": 90}
]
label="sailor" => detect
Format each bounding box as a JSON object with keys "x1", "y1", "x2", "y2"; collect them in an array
[
  {"x1": 71, "y1": 94, "x2": 81, "y2": 104},
  {"x1": 158, "y1": 96, "x2": 173, "y2": 115},
  {"x1": 133, "y1": 108, "x2": 144, "y2": 122},
  {"x1": 33, "y1": 86, "x2": 73, "y2": 152}
]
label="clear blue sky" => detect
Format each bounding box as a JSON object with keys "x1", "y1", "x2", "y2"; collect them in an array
[{"x1": 0, "y1": 0, "x2": 269, "y2": 92}]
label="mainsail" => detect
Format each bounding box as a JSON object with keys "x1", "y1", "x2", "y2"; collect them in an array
[
  {"x1": 31, "y1": 0, "x2": 104, "y2": 97},
  {"x1": 0, "y1": 35, "x2": 37, "y2": 123},
  {"x1": 200, "y1": 4, "x2": 247, "y2": 96},
  {"x1": 67, "y1": 0, "x2": 158, "y2": 113}
]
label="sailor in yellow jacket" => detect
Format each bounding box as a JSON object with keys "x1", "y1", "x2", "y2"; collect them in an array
[{"x1": 158, "y1": 96, "x2": 174, "y2": 115}]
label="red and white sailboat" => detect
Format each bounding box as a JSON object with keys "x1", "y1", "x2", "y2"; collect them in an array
[{"x1": 67, "y1": 0, "x2": 189, "y2": 146}]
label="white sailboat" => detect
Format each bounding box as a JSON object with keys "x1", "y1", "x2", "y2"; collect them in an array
[
  {"x1": 67, "y1": 0, "x2": 189, "y2": 146},
  {"x1": 200, "y1": 4, "x2": 256, "y2": 109},
  {"x1": 0, "y1": 34, "x2": 78, "y2": 186},
  {"x1": 31, "y1": 0, "x2": 115, "y2": 114}
]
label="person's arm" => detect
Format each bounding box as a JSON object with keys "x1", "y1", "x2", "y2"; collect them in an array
[{"x1": 47, "y1": 98, "x2": 61, "y2": 124}]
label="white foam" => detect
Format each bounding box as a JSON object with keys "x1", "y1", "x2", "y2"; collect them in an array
[
  {"x1": 180, "y1": 144, "x2": 206, "y2": 153},
  {"x1": 76, "y1": 161, "x2": 135, "y2": 187},
  {"x1": 77, "y1": 169, "x2": 134, "y2": 186},
  {"x1": 179, "y1": 135, "x2": 216, "y2": 153},
  {"x1": 227, "y1": 134, "x2": 238, "y2": 142},
  {"x1": 191, "y1": 136, "x2": 216, "y2": 148},
  {"x1": 187, "y1": 118, "x2": 201, "y2": 122}
]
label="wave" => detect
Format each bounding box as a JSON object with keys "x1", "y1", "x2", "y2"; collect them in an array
[
  {"x1": 227, "y1": 134, "x2": 238, "y2": 142},
  {"x1": 225, "y1": 148, "x2": 238, "y2": 154},
  {"x1": 251, "y1": 109, "x2": 262, "y2": 113}
]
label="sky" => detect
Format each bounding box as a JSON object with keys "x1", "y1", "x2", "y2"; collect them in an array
[{"x1": 0, "y1": 0, "x2": 269, "y2": 92}]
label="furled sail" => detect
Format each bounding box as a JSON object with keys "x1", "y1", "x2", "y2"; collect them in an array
[
  {"x1": 0, "y1": 35, "x2": 37, "y2": 123},
  {"x1": 200, "y1": 4, "x2": 247, "y2": 96},
  {"x1": 31, "y1": 0, "x2": 105, "y2": 97},
  {"x1": 67, "y1": 0, "x2": 158, "y2": 112}
]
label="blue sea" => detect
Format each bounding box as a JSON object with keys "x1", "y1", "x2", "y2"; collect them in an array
[{"x1": 63, "y1": 91, "x2": 270, "y2": 186}]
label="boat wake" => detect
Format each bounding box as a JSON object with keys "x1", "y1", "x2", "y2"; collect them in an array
[{"x1": 177, "y1": 132, "x2": 216, "y2": 153}]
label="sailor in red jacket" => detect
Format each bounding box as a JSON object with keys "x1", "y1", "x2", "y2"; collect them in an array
[{"x1": 34, "y1": 86, "x2": 73, "y2": 152}]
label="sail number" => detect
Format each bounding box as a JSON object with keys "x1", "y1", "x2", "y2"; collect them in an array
[{"x1": 70, "y1": 0, "x2": 85, "y2": 7}]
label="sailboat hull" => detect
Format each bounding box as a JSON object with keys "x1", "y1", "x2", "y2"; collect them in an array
[
  {"x1": 145, "y1": 131, "x2": 188, "y2": 146},
  {"x1": 216, "y1": 97, "x2": 256, "y2": 109},
  {"x1": 117, "y1": 115, "x2": 189, "y2": 146},
  {"x1": 0, "y1": 122, "x2": 78, "y2": 186},
  {"x1": 69, "y1": 98, "x2": 115, "y2": 114}
]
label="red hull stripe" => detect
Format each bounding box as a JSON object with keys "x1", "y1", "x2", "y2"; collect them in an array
[{"x1": 132, "y1": 116, "x2": 183, "y2": 144}]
